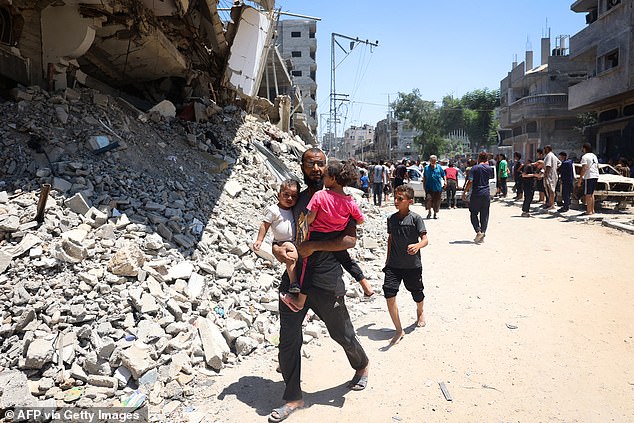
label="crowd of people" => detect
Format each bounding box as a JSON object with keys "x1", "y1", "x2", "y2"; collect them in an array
[{"x1": 252, "y1": 145, "x2": 633, "y2": 422}]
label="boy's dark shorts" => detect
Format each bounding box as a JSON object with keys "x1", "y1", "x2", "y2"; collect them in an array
[{"x1": 382, "y1": 266, "x2": 424, "y2": 303}]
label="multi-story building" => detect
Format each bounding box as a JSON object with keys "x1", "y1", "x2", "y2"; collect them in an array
[
  {"x1": 374, "y1": 116, "x2": 420, "y2": 162},
  {"x1": 498, "y1": 34, "x2": 588, "y2": 160},
  {"x1": 568, "y1": 0, "x2": 634, "y2": 161},
  {"x1": 340, "y1": 124, "x2": 374, "y2": 161},
  {"x1": 276, "y1": 19, "x2": 318, "y2": 135}
]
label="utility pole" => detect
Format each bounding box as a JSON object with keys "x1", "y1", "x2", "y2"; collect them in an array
[{"x1": 329, "y1": 32, "x2": 378, "y2": 158}]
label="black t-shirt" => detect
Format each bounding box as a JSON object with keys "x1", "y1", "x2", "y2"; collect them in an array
[
  {"x1": 386, "y1": 211, "x2": 426, "y2": 269},
  {"x1": 394, "y1": 164, "x2": 407, "y2": 180},
  {"x1": 522, "y1": 164, "x2": 536, "y2": 190}
]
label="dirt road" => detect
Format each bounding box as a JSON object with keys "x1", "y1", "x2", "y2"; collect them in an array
[{"x1": 194, "y1": 201, "x2": 634, "y2": 423}]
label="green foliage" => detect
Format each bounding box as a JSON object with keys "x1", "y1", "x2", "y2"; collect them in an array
[
  {"x1": 574, "y1": 112, "x2": 597, "y2": 134},
  {"x1": 390, "y1": 88, "x2": 500, "y2": 158}
]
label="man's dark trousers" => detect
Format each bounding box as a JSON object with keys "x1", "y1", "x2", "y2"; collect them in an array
[
  {"x1": 469, "y1": 195, "x2": 490, "y2": 233},
  {"x1": 373, "y1": 182, "x2": 383, "y2": 206},
  {"x1": 561, "y1": 181, "x2": 573, "y2": 209},
  {"x1": 278, "y1": 286, "x2": 369, "y2": 401}
]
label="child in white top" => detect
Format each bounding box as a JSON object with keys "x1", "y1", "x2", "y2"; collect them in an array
[{"x1": 253, "y1": 180, "x2": 301, "y2": 289}]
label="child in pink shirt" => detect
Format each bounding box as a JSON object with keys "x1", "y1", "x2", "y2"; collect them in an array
[{"x1": 281, "y1": 159, "x2": 366, "y2": 311}]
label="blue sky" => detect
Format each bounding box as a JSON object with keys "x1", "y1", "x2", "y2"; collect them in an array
[{"x1": 274, "y1": 1, "x2": 586, "y2": 138}]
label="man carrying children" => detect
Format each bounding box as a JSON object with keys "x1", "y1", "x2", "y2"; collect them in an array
[{"x1": 268, "y1": 148, "x2": 369, "y2": 423}]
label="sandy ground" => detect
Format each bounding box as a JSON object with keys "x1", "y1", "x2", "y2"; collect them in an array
[{"x1": 191, "y1": 200, "x2": 634, "y2": 423}]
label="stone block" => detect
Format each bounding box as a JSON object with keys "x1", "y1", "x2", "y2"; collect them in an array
[
  {"x1": 64, "y1": 192, "x2": 90, "y2": 215},
  {"x1": 196, "y1": 317, "x2": 229, "y2": 371}
]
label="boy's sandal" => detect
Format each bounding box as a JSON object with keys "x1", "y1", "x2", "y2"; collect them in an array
[
  {"x1": 279, "y1": 292, "x2": 302, "y2": 313},
  {"x1": 268, "y1": 404, "x2": 302, "y2": 422}
]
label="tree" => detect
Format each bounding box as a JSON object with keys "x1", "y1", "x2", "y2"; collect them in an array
[
  {"x1": 392, "y1": 89, "x2": 440, "y2": 157},
  {"x1": 460, "y1": 89, "x2": 500, "y2": 151}
]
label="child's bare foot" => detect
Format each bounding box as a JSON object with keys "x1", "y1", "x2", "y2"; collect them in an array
[
  {"x1": 390, "y1": 330, "x2": 404, "y2": 345},
  {"x1": 416, "y1": 313, "x2": 426, "y2": 327}
]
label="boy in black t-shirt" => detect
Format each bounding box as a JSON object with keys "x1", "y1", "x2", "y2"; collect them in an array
[{"x1": 383, "y1": 185, "x2": 429, "y2": 345}]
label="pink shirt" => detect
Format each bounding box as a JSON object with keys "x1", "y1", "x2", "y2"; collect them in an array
[
  {"x1": 445, "y1": 167, "x2": 458, "y2": 181},
  {"x1": 307, "y1": 189, "x2": 365, "y2": 233}
]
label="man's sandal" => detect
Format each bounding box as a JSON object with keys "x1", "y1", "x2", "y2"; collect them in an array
[
  {"x1": 268, "y1": 404, "x2": 302, "y2": 422},
  {"x1": 347, "y1": 374, "x2": 368, "y2": 391}
]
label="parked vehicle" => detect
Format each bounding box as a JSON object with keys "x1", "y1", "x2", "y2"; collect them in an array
[
  {"x1": 571, "y1": 163, "x2": 634, "y2": 209},
  {"x1": 406, "y1": 166, "x2": 425, "y2": 203},
  {"x1": 405, "y1": 165, "x2": 471, "y2": 206}
]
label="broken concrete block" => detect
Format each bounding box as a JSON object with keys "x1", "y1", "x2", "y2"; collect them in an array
[
  {"x1": 234, "y1": 336, "x2": 258, "y2": 356},
  {"x1": 64, "y1": 192, "x2": 90, "y2": 215},
  {"x1": 52, "y1": 177, "x2": 73, "y2": 193},
  {"x1": 187, "y1": 273, "x2": 205, "y2": 300},
  {"x1": 251, "y1": 242, "x2": 275, "y2": 263},
  {"x1": 196, "y1": 317, "x2": 229, "y2": 371},
  {"x1": 257, "y1": 273, "x2": 276, "y2": 290},
  {"x1": 149, "y1": 100, "x2": 176, "y2": 118},
  {"x1": 0, "y1": 214, "x2": 19, "y2": 232},
  {"x1": 215, "y1": 260, "x2": 234, "y2": 279},
  {"x1": 167, "y1": 261, "x2": 194, "y2": 281},
  {"x1": 120, "y1": 342, "x2": 156, "y2": 379},
  {"x1": 224, "y1": 180, "x2": 242, "y2": 198},
  {"x1": 0, "y1": 251, "x2": 11, "y2": 274},
  {"x1": 107, "y1": 243, "x2": 145, "y2": 276},
  {"x1": 222, "y1": 318, "x2": 248, "y2": 345},
  {"x1": 23, "y1": 338, "x2": 55, "y2": 369}
]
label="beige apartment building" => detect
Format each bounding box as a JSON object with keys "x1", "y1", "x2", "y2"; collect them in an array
[
  {"x1": 276, "y1": 19, "x2": 318, "y2": 135},
  {"x1": 340, "y1": 124, "x2": 374, "y2": 161},
  {"x1": 498, "y1": 34, "x2": 588, "y2": 161},
  {"x1": 568, "y1": 0, "x2": 634, "y2": 161}
]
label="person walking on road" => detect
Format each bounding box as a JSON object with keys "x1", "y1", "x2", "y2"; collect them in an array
[
  {"x1": 558, "y1": 152, "x2": 574, "y2": 213},
  {"x1": 270, "y1": 148, "x2": 369, "y2": 423},
  {"x1": 423, "y1": 155, "x2": 446, "y2": 219},
  {"x1": 512, "y1": 152, "x2": 524, "y2": 200},
  {"x1": 373, "y1": 160, "x2": 388, "y2": 207},
  {"x1": 521, "y1": 160, "x2": 538, "y2": 217},
  {"x1": 464, "y1": 152, "x2": 494, "y2": 243},
  {"x1": 577, "y1": 142, "x2": 599, "y2": 216},
  {"x1": 383, "y1": 184, "x2": 428, "y2": 345},
  {"x1": 543, "y1": 145, "x2": 561, "y2": 210},
  {"x1": 498, "y1": 154, "x2": 509, "y2": 198},
  {"x1": 444, "y1": 161, "x2": 459, "y2": 208},
  {"x1": 393, "y1": 159, "x2": 409, "y2": 190}
]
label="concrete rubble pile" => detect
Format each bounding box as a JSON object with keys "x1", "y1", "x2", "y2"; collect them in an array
[{"x1": 0, "y1": 86, "x2": 387, "y2": 417}]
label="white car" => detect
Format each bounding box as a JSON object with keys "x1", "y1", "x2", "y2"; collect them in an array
[
  {"x1": 405, "y1": 165, "x2": 470, "y2": 206},
  {"x1": 572, "y1": 163, "x2": 634, "y2": 209}
]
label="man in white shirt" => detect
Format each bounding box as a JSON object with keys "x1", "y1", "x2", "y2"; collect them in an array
[
  {"x1": 576, "y1": 142, "x2": 600, "y2": 215},
  {"x1": 543, "y1": 145, "x2": 561, "y2": 209}
]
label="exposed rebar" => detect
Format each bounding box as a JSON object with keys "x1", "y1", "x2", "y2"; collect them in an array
[{"x1": 35, "y1": 183, "x2": 51, "y2": 224}]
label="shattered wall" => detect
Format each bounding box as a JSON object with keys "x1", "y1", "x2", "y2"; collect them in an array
[{"x1": 1, "y1": 1, "x2": 274, "y2": 105}]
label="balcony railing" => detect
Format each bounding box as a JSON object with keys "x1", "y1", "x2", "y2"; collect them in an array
[{"x1": 510, "y1": 93, "x2": 568, "y2": 107}]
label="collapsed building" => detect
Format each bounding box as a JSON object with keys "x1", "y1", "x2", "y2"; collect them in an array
[{"x1": 0, "y1": 0, "x2": 316, "y2": 143}]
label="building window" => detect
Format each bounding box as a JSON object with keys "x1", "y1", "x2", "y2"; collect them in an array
[
  {"x1": 291, "y1": 51, "x2": 302, "y2": 58},
  {"x1": 598, "y1": 49, "x2": 619, "y2": 74},
  {"x1": 526, "y1": 121, "x2": 537, "y2": 133},
  {"x1": 291, "y1": 31, "x2": 301, "y2": 38},
  {"x1": 309, "y1": 32, "x2": 315, "y2": 39},
  {"x1": 0, "y1": 7, "x2": 14, "y2": 45},
  {"x1": 291, "y1": 70, "x2": 302, "y2": 77}
]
